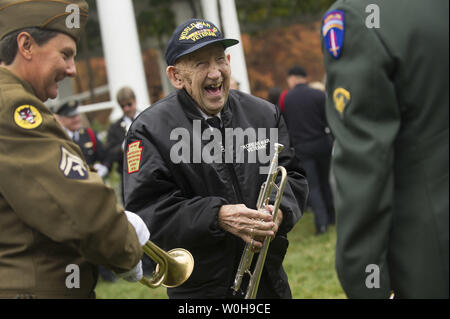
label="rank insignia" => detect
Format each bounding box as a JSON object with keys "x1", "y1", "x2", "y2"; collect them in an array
[
  {"x1": 322, "y1": 10, "x2": 345, "y2": 59},
  {"x1": 59, "y1": 146, "x2": 88, "y2": 180},
  {"x1": 14, "y1": 105, "x2": 43, "y2": 130},
  {"x1": 127, "y1": 141, "x2": 143, "y2": 174},
  {"x1": 333, "y1": 88, "x2": 351, "y2": 116}
]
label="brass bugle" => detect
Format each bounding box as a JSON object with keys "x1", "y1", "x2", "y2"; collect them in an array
[{"x1": 139, "y1": 240, "x2": 194, "y2": 288}]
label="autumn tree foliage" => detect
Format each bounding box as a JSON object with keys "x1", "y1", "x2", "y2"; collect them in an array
[{"x1": 242, "y1": 22, "x2": 325, "y2": 99}]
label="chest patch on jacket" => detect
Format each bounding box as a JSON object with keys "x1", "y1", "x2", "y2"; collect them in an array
[{"x1": 127, "y1": 141, "x2": 143, "y2": 174}]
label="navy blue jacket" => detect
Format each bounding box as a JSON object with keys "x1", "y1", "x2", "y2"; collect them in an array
[{"x1": 284, "y1": 84, "x2": 332, "y2": 157}]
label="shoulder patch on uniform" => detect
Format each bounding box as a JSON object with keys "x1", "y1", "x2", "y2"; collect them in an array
[
  {"x1": 59, "y1": 146, "x2": 89, "y2": 180},
  {"x1": 333, "y1": 88, "x2": 351, "y2": 116},
  {"x1": 322, "y1": 10, "x2": 345, "y2": 59},
  {"x1": 127, "y1": 141, "x2": 143, "y2": 174},
  {"x1": 14, "y1": 105, "x2": 43, "y2": 130}
]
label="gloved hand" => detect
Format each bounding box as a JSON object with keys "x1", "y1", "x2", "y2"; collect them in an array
[
  {"x1": 124, "y1": 210, "x2": 150, "y2": 246},
  {"x1": 115, "y1": 211, "x2": 150, "y2": 282},
  {"x1": 93, "y1": 163, "x2": 109, "y2": 178}
]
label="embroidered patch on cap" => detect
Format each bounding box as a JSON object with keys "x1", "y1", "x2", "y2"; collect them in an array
[
  {"x1": 14, "y1": 105, "x2": 43, "y2": 130},
  {"x1": 333, "y1": 88, "x2": 351, "y2": 116},
  {"x1": 322, "y1": 10, "x2": 345, "y2": 59},
  {"x1": 127, "y1": 141, "x2": 143, "y2": 174},
  {"x1": 59, "y1": 146, "x2": 88, "y2": 180},
  {"x1": 179, "y1": 20, "x2": 219, "y2": 43}
]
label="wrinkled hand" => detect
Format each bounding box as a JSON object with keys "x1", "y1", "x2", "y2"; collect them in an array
[
  {"x1": 265, "y1": 205, "x2": 283, "y2": 231},
  {"x1": 218, "y1": 204, "x2": 282, "y2": 250}
]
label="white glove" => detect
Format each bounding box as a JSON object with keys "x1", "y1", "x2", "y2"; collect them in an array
[
  {"x1": 124, "y1": 211, "x2": 150, "y2": 246},
  {"x1": 115, "y1": 211, "x2": 150, "y2": 282},
  {"x1": 93, "y1": 163, "x2": 109, "y2": 178}
]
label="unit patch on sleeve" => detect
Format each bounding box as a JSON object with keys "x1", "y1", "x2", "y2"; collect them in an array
[
  {"x1": 14, "y1": 105, "x2": 43, "y2": 130},
  {"x1": 333, "y1": 87, "x2": 351, "y2": 117},
  {"x1": 322, "y1": 10, "x2": 345, "y2": 59},
  {"x1": 127, "y1": 141, "x2": 143, "y2": 174},
  {"x1": 59, "y1": 146, "x2": 88, "y2": 180}
]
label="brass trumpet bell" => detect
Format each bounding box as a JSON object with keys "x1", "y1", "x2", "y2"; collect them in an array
[{"x1": 139, "y1": 241, "x2": 194, "y2": 289}]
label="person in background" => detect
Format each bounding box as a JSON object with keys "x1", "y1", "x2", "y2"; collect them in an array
[
  {"x1": 105, "y1": 86, "x2": 139, "y2": 202},
  {"x1": 277, "y1": 89, "x2": 288, "y2": 113},
  {"x1": 309, "y1": 81, "x2": 325, "y2": 92},
  {"x1": 55, "y1": 101, "x2": 109, "y2": 178},
  {"x1": 322, "y1": 0, "x2": 448, "y2": 298},
  {"x1": 230, "y1": 77, "x2": 240, "y2": 90},
  {"x1": 283, "y1": 65, "x2": 335, "y2": 235},
  {"x1": 267, "y1": 87, "x2": 282, "y2": 107}
]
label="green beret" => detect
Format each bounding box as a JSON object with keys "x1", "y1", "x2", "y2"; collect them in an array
[{"x1": 0, "y1": 0, "x2": 88, "y2": 41}]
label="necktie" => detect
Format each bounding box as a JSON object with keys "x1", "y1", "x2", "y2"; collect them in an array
[
  {"x1": 206, "y1": 116, "x2": 222, "y2": 130},
  {"x1": 205, "y1": 117, "x2": 225, "y2": 153}
]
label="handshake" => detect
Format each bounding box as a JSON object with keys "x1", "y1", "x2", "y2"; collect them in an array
[{"x1": 115, "y1": 211, "x2": 150, "y2": 282}]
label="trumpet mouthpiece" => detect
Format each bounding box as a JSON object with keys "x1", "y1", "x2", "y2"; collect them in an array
[{"x1": 274, "y1": 143, "x2": 284, "y2": 153}]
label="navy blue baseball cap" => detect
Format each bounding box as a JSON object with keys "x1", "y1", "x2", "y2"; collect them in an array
[{"x1": 165, "y1": 18, "x2": 239, "y2": 66}]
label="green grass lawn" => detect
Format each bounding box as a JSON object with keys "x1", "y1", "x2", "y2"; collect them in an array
[
  {"x1": 284, "y1": 211, "x2": 345, "y2": 299},
  {"x1": 95, "y1": 211, "x2": 346, "y2": 299}
]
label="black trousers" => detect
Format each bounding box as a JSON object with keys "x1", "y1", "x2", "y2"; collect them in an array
[{"x1": 300, "y1": 152, "x2": 335, "y2": 229}]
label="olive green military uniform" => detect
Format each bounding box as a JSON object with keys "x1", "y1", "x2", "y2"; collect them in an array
[
  {"x1": 0, "y1": 68, "x2": 142, "y2": 298},
  {"x1": 322, "y1": 0, "x2": 449, "y2": 298},
  {"x1": 0, "y1": 0, "x2": 142, "y2": 298}
]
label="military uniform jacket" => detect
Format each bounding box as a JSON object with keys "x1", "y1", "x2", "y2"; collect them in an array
[
  {"x1": 0, "y1": 68, "x2": 142, "y2": 298},
  {"x1": 74, "y1": 128, "x2": 107, "y2": 167},
  {"x1": 124, "y1": 89, "x2": 308, "y2": 298},
  {"x1": 322, "y1": 0, "x2": 449, "y2": 298}
]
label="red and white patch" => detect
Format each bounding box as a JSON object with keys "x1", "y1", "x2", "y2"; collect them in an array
[{"x1": 127, "y1": 141, "x2": 143, "y2": 174}]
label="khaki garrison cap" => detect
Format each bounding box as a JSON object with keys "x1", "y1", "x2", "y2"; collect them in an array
[{"x1": 0, "y1": 0, "x2": 88, "y2": 41}]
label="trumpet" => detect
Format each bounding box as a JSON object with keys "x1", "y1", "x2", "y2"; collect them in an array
[
  {"x1": 139, "y1": 240, "x2": 194, "y2": 288},
  {"x1": 231, "y1": 143, "x2": 288, "y2": 299}
]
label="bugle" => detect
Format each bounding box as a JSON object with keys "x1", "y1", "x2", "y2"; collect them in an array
[
  {"x1": 231, "y1": 143, "x2": 288, "y2": 299},
  {"x1": 139, "y1": 240, "x2": 194, "y2": 288}
]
